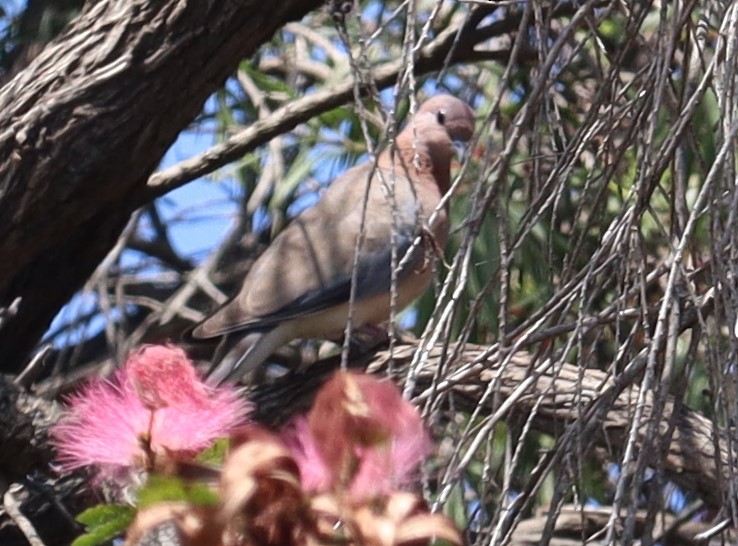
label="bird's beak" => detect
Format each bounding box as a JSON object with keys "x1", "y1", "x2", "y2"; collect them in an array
[{"x1": 452, "y1": 140, "x2": 468, "y2": 163}]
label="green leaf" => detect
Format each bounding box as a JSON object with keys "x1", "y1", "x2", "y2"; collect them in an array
[
  {"x1": 270, "y1": 147, "x2": 315, "y2": 213},
  {"x1": 72, "y1": 504, "x2": 136, "y2": 546},
  {"x1": 239, "y1": 62, "x2": 297, "y2": 99},
  {"x1": 138, "y1": 475, "x2": 219, "y2": 508},
  {"x1": 196, "y1": 437, "x2": 229, "y2": 465}
]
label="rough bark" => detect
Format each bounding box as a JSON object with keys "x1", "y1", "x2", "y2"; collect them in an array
[
  {"x1": 250, "y1": 342, "x2": 733, "y2": 510},
  {"x1": 0, "y1": 377, "x2": 85, "y2": 546},
  {"x1": 0, "y1": 0, "x2": 323, "y2": 373},
  {"x1": 509, "y1": 504, "x2": 714, "y2": 545}
]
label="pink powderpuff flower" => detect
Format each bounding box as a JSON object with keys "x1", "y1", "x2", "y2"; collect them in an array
[
  {"x1": 282, "y1": 371, "x2": 431, "y2": 500},
  {"x1": 126, "y1": 344, "x2": 210, "y2": 410},
  {"x1": 283, "y1": 417, "x2": 332, "y2": 493},
  {"x1": 51, "y1": 344, "x2": 250, "y2": 482}
]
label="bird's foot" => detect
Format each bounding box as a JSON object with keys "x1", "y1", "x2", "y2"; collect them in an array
[
  {"x1": 419, "y1": 226, "x2": 451, "y2": 271},
  {"x1": 348, "y1": 324, "x2": 390, "y2": 355}
]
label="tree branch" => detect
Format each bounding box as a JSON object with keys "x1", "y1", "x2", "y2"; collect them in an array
[
  {"x1": 251, "y1": 342, "x2": 732, "y2": 510},
  {"x1": 145, "y1": 10, "x2": 522, "y2": 199},
  {"x1": 0, "y1": 0, "x2": 323, "y2": 372}
]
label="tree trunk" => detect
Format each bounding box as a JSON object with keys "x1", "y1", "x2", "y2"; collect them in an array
[{"x1": 0, "y1": 0, "x2": 323, "y2": 373}]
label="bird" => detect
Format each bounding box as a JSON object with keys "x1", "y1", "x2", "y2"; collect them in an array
[{"x1": 189, "y1": 95, "x2": 475, "y2": 383}]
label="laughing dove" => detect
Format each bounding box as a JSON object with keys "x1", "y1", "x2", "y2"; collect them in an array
[{"x1": 190, "y1": 95, "x2": 475, "y2": 383}]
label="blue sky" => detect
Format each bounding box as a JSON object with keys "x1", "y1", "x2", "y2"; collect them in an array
[
  {"x1": 153, "y1": 128, "x2": 239, "y2": 258},
  {"x1": 44, "y1": 127, "x2": 233, "y2": 346}
]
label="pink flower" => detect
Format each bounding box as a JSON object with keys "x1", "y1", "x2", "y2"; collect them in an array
[
  {"x1": 51, "y1": 345, "x2": 250, "y2": 481},
  {"x1": 282, "y1": 372, "x2": 430, "y2": 499},
  {"x1": 283, "y1": 417, "x2": 332, "y2": 492},
  {"x1": 126, "y1": 345, "x2": 208, "y2": 409}
]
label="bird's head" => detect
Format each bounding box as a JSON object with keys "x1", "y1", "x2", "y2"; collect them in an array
[
  {"x1": 391, "y1": 95, "x2": 475, "y2": 192},
  {"x1": 414, "y1": 94, "x2": 476, "y2": 143}
]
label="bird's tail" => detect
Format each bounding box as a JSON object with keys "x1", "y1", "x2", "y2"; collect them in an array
[{"x1": 206, "y1": 327, "x2": 288, "y2": 385}]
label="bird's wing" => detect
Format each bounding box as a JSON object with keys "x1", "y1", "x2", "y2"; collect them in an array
[{"x1": 192, "y1": 163, "x2": 430, "y2": 338}]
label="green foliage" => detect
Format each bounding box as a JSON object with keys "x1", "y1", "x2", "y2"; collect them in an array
[
  {"x1": 137, "y1": 475, "x2": 220, "y2": 508},
  {"x1": 443, "y1": 479, "x2": 471, "y2": 532},
  {"x1": 71, "y1": 504, "x2": 136, "y2": 546},
  {"x1": 196, "y1": 437, "x2": 230, "y2": 465},
  {"x1": 69, "y1": 476, "x2": 221, "y2": 545}
]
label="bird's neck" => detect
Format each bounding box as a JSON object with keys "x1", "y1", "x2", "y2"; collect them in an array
[{"x1": 380, "y1": 137, "x2": 452, "y2": 194}]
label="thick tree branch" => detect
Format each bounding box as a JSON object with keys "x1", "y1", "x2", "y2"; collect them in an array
[
  {"x1": 250, "y1": 342, "x2": 732, "y2": 510},
  {"x1": 509, "y1": 504, "x2": 714, "y2": 545},
  {"x1": 0, "y1": 0, "x2": 323, "y2": 372}
]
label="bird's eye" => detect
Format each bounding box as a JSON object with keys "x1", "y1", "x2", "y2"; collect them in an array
[{"x1": 436, "y1": 110, "x2": 446, "y2": 125}]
